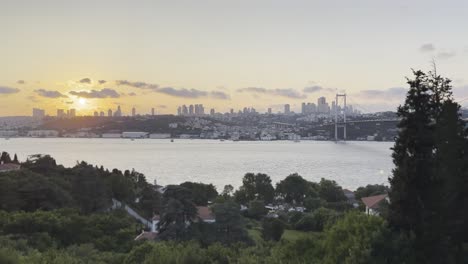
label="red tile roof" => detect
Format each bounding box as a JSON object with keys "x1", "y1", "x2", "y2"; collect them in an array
[
  {"x1": 361, "y1": 194, "x2": 388, "y2": 209},
  {"x1": 196, "y1": 206, "x2": 215, "y2": 221}
]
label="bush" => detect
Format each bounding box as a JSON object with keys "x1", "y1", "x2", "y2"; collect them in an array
[{"x1": 261, "y1": 218, "x2": 285, "y2": 241}]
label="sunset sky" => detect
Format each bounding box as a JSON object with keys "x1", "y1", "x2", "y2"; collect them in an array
[{"x1": 1, "y1": 0, "x2": 468, "y2": 116}]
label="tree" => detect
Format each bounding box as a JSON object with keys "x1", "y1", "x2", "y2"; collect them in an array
[
  {"x1": 322, "y1": 211, "x2": 387, "y2": 264},
  {"x1": 0, "y1": 152, "x2": 12, "y2": 164},
  {"x1": 71, "y1": 163, "x2": 111, "y2": 213},
  {"x1": 247, "y1": 200, "x2": 268, "y2": 220},
  {"x1": 234, "y1": 173, "x2": 275, "y2": 204},
  {"x1": 388, "y1": 70, "x2": 465, "y2": 263},
  {"x1": 221, "y1": 184, "x2": 234, "y2": 198},
  {"x1": 212, "y1": 200, "x2": 251, "y2": 244},
  {"x1": 276, "y1": 173, "x2": 317, "y2": 205},
  {"x1": 180, "y1": 182, "x2": 218, "y2": 206},
  {"x1": 158, "y1": 185, "x2": 197, "y2": 240},
  {"x1": 12, "y1": 154, "x2": 19, "y2": 164},
  {"x1": 261, "y1": 218, "x2": 285, "y2": 241},
  {"x1": 317, "y1": 178, "x2": 346, "y2": 203}
]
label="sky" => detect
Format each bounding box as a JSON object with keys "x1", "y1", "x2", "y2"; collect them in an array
[{"x1": 1, "y1": 0, "x2": 468, "y2": 116}]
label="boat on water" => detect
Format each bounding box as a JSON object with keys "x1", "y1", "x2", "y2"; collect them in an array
[{"x1": 170, "y1": 139, "x2": 174, "y2": 142}]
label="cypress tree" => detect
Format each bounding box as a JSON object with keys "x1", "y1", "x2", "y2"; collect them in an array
[{"x1": 388, "y1": 70, "x2": 465, "y2": 263}]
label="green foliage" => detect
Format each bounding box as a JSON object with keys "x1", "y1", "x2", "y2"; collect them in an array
[
  {"x1": 180, "y1": 181, "x2": 218, "y2": 206},
  {"x1": 261, "y1": 218, "x2": 285, "y2": 241},
  {"x1": 318, "y1": 178, "x2": 347, "y2": 203},
  {"x1": 322, "y1": 211, "x2": 386, "y2": 264},
  {"x1": 275, "y1": 173, "x2": 317, "y2": 205},
  {"x1": 234, "y1": 173, "x2": 275, "y2": 204},
  {"x1": 389, "y1": 70, "x2": 467, "y2": 263},
  {"x1": 295, "y1": 207, "x2": 338, "y2": 232},
  {"x1": 212, "y1": 200, "x2": 251, "y2": 245},
  {"x1": 247, "y1": 200, "x2": 268, "y2": 220},
  {"x1": 159, "y1": 185, "x2": 197, "y2": 240},
  {"x1": 0, "y1": 209, "x2": 139, "y2": 252}
]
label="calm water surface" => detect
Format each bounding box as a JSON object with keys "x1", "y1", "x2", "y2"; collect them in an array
[{"x1": 1, "y1": 138, "x2": 394, "y2": 190}]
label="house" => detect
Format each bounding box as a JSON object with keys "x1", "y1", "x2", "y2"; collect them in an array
[
  {"x1": 0, "y1": 163, "x2": 21, "y2": 173},
  {"x1": 361, "y1": 194, "x2": 389, "y2": 216},
  {"x1": 196, "y1": 206, "x2": 216, "y2": 223}
]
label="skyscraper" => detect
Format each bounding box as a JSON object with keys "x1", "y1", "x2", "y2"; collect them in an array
[
  {"x1": 151, "y1": 108, "x2": 155, "y2": 116},
  {"x1": 132, "y1": 107, "x2": 136, "y2": 117},
  {"x1": 108, "y1": 109, "x2": 112, "y2": 117},
  {"x1": 69, "y1": 109, "x2": 76, "y2": 117},
  {"x1": 57, "y1": 109, "x2": 65, "y2": 118},
  {"x1": 32, "y1": 108, "x2": 45, "y2": 118},
  {"x1": 284, "y1": 104, "x2": 290, "y2": 114},
  {"x1": 189, "y1": 105, "x2": 194, "y2": 115},
  {"x1": 268, "y1": 108, "x2": 272, "y2": 114}
]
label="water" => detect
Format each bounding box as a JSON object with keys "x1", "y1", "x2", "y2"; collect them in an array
[{"x1": 1, "y1": 138, "x2": 394, "y2": 191}]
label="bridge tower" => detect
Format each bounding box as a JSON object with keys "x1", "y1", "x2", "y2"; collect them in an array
[{"x1": 335, "y1": 93, "x2": 347, "y2": 141}]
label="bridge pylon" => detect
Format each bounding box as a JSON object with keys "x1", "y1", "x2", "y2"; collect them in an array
[{"x1": 335, "y1": 93, "x2": 347, "y2": 141}]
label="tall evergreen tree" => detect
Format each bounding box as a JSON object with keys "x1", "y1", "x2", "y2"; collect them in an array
[{"x1": 388, "y1": 70, "x2": 467, "y2": 263}]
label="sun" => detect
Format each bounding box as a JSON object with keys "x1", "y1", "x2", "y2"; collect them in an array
[{"x1": 78, "y1": 98, "x2": 86, "y2": 106}]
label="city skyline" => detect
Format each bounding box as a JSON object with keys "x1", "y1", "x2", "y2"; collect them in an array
[{"x1": 2, "y1": 1, "x2": 468, "y2": 116}]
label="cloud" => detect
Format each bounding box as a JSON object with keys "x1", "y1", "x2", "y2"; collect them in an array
[
  {"x1": 0, "y1": 86, "x2": 20, "y2": 94},
  {"x1": 157, "y1": 105, "x2": 167, "y2": 109},
  {"x1": 210, "y1": 91, "x2": 231, "y2": 100},
  {"x1": 303, "y1": 85, "x2": 335, "y2": 93},
  {"x1": 69, "y1": 88, "x2": 120, "y2": 98},
  {"x1": 34, "y1": 89, "x2": 67, "y2": 98},
  {"x1": 237, "y1": 87, "x2": 306, "y2": 99},
  {"x1": 156, "y1": 87, "x2": 208, "y2": 98},
  {"x1": 17, "y1": 80, "x2": 25, "y2": 84},
  {"x1": 98, "y1": 80, "x2": 106, "y2": 84},
  {"x1": 128, "y1": 92, "x2": 137, "y2": 96},
  {"x1": 79, "y1": 78, "x2": 92, "y2": 84},
  {"x1": 116, "y1": 80, "x2": 159, "y2": 90},
  {"x1": 419, "y1": 43, "x2": 435, "y2": 52},
  {"x1": 27, "y1": 95, "x2": 39, "y2": 102},
  {"x1": 65, "y1": 101, "x2": 74, "y2": 104},
  {"x1": 437, "y1": 51, "x2": 456, "y2": 60},
  {"x1": 355, "y1": 87, "x2": 407, "y2": 101},
  {"x1": 117, "y1": 80, "x2": 230, "y2": 99}
]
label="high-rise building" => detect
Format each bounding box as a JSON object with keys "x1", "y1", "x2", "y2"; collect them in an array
[
  {"x1": 32, "y1": 108, "x2": 45, "y2": 118},
  {"x1": 94, "y1": 111, "x2": 99, "y2": 117},
  {"x1": 182, "y1": 105, "x2": 188, "y2": 115},
  {"x1": 114, "y1": 106, "x2": 122, "y2": 117},
  {"x1": 301, "y1": 102, "x2": 306, "y2": 114},
  {"x1": 284, "y1": 104, "x2": 290, "y2": 114},
  {"x1": 57, "y1": 109, "x2": 65, "y2": 118},
  {"x1": 132, "y1": 107, "x2": 136, "y2": 117},
  {"x1": 108, "y1": 109, "x2": 112, "y2": 117},
  {"x1": 268, "y1": 108, "x2": 272, "y2": 114},
  {"x1": 69, "y1": 109, "x2": 76, "y2": 117},
  {"x1": 317, "y1": 97, "x2": 329, "y2": 114},
  {"x1": 152, "y1": 108, "x2": 155, "y2": 116},
  {"x1": 100, "y1": 111, "x2": 105, "y2": 117},
  {"x1": 189, "y1": 105, "x2": 194, "y2": 115},
  {"x1": 210, "y1": 108, "x2": 215, "y2": 115}
]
